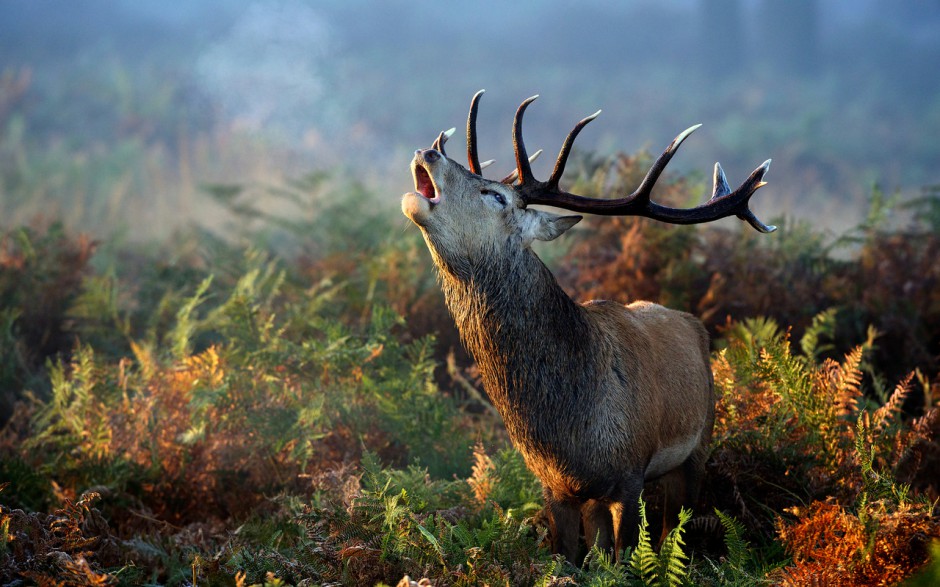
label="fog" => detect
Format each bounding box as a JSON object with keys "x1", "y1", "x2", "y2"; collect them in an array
[{"x1": 1, "y1": 0, "x2": 939, "y2": 233}]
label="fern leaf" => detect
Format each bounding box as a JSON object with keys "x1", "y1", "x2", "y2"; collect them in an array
[
  {"x1": 800, "y1": 308, "x2": 838, "y2": 361},
  {"x1": 169, "y1": 275, "x2": 213, "y2": 359},
  {"x1": 414, "y1": 520, "x2": 444, "y2": 560},
  {"x1": 715, "y1": 508, "x2": 749, "y2": 569},
  {"x1": 468, "y1": 441, "x2": 494, "y2": 505},
  {"x1": 872, "y1": 372, "x2": 914, "y2": 435},
  {"x1": 656, "y1": 508, "x2": 691, "y2": 587},
  {"x1": 534, "y1": 557, "x2": 562, "y2": 587},
  {"x1": 628, "y1": 496, "x2": 657, "y2": 583}
]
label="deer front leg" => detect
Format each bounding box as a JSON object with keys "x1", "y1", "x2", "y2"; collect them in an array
[
  {"x1": 582, "y1": 499, "x2": 614, "y2": 555},
  {"x1": 543, "y1": 487, "x2": 581, "y2": 563},
  {"x1": 610, "y1": 476, "x2": 644, "y2": 561}
]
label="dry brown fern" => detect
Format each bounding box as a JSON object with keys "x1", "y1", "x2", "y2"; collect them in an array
[
  {"x1": 468, "y1": 441, "x2": 495, "y2": 506},
  {"x1": 774, "y1": 499, "x2": 940, "y2": 586},
  {"x1": 871, "y1": 373, "x2": 914, "y2": 436},
  {"x1": 1, "y1": 491, "x2": 125, "y2": 586},
  {"x1": 895, "y1": 407, "x2": 940, "y2": 501}
]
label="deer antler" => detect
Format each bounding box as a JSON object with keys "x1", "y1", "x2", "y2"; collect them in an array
[
  {"x1": 431, "y1": 127, "x2": 455, "y2": 157},
  {"x1": 466, "y1": 89, "x2": 485, "y2": 174},
  {"x1": 463, "y1": 92, "x2": 776, "y2": 233}
]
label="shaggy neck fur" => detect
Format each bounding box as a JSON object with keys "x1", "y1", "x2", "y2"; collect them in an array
[{"x1": 425, "y1": 232, "x2": 599, "y2": 447}]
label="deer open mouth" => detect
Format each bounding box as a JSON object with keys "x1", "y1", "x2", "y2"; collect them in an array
[{"x1": 413, "y1": 164, "x2": 441, "y2": 204}]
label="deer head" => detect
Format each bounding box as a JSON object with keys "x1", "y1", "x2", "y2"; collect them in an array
[{"x1": 402, "y1": 91, "x2": 775, "y2": 270}]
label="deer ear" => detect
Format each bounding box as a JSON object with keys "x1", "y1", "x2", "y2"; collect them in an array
[{"x1": 523, "y1": 209, "x2": 582, "y2": 242}]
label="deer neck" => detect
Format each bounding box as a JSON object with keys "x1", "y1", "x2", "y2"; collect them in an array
[{"x1": 429, "y1": 238, "x2": 594, "y2": 410}]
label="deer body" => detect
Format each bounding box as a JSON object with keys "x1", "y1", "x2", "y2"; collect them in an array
[
  {"x1": 402, "y1": 91, "x2": 773, "y2": 561},
  {"x1": 437, "y1": 234, "x2": 713, "y2": 482}
]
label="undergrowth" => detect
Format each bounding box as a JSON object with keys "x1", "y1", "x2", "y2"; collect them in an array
[{"x1": 1, "y1": 165, "x2": 939, "y2": 584}]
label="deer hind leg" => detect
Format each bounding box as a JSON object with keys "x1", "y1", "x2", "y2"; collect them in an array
[
  {"x1": 581, "y1": 499, "x2": 614, "y2": 555},
  {"x1": 543, "y1": 488, "x2": 581, "y2": 563},
  {"x1": 659, "y1": 449, "x2": 707, "y2": 547}
]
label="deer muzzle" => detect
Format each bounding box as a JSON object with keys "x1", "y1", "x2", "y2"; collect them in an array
[
  {"x1": 402, "y1": 149, "x2": 447, "y2": 226},
  {"x1": 411, "y1": 150, "x2": 442, "y2": 205},
  {"x1": 417, "y1": 148, "x2": 441, "y2": 164}
]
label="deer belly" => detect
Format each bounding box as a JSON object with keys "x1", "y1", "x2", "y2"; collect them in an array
[{"x1": 644, "y1": 433, "x2": 701, "y2": 479}]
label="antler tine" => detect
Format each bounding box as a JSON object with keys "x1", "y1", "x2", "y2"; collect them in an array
[
  {"x1": 500, "y1": 149, "x2": 543, "y2": 184},
  {"x1": 632, "y1": 124, "x2": 701, "y2": 204},
  {"x1": 432, "y1": 127, "x2": 456, "y2": 157},
  {"x1": 732, "y1": 159, "x2": 776, "y2": 233},
  {"x1": 708, "y1": 160, "x2": 774, "y2": 232},
  {"x1": 512, "y1": 95, "x2": 539, "y2": 185},
  {"x1": 467, "y1": 89, "x2": 485, "y2": 175},
  {"x1": 431, "y1": 131, "x2": 445, "y2": 154},
  {"x1": 712, "y1": 162, "x2": 732, "y2": 199},
  {"x1": 548, "y1": 109, "x2": 602, "y2": 189}
]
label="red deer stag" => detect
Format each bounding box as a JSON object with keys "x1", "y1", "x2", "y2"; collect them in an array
[{"x1": 401, "y1": 90, "x2": 775, "y2": 562}]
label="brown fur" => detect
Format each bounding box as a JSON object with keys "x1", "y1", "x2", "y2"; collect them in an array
[{"x1": 402, "y1": 149, "x2": 714, "y2": 562}]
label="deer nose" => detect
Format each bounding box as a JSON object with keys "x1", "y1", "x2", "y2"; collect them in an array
[{"x1": 416, "y1": 149, "x2": 441, "y2": 164}]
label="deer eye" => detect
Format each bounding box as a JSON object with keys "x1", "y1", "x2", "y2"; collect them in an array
[{"x1": 480, "y1": 188, "x2": 507, "y2": 207}]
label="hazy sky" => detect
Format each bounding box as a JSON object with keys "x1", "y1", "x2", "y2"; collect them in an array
[{"x1": 1, "y1": 0, "x2": 939, "y2": 227}]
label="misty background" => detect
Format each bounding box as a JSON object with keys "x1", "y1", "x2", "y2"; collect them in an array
[{"x1": 1, "y1": 0, "x2": 939, "y2": 237}]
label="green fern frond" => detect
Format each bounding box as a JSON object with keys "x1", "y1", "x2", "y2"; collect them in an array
[
  {"x1": 359, "y1": 450, "x2": 385, "y2": 493},
  {"x1": 169, "y1": 275, "x2": 213, "y2": 359},
  {"x1": 415, "y1": 519, "x2": 444, "y2": 560},
  {"x1": 534, "y1": 557, "x2": 563, "y2": 587},
  {"x1": 622, "y1": 498, "x2": 693, "y2": 587},
  {"x1": 725, "y1": 316, "x2": 784, "y2": 366},
  {"x1": 656, "y1": 508, "x2": 691, "y2": 587},
  {"x1": 629, "y1": 496, "x2": 657, "y2": 583},
  {"x1": 582, "y1": 543, "x2": 628, "y2": 586},
  {"x1": 800, "y1": 308, "x2": 838, "y2": 361},
  {"x1": 715, "y1": 509, "x2": 750, "y2": 571},
  {"x1": 854, "y1": 415, "x2": 911, "y2": 505}
]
